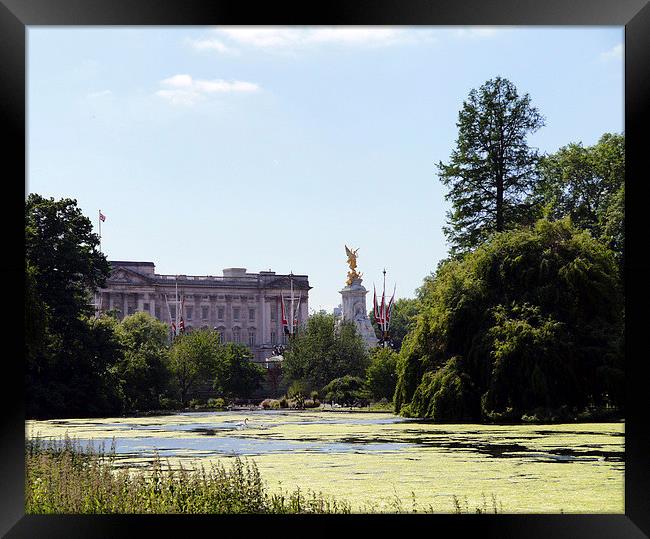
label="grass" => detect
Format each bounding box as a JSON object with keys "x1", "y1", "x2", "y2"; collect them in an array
[
  {"x1": 26, "y1": 436, "x2": 506, "y2": 514},
  {"x1": 26, "y1": 436, "x2": 350, "y2": 514}
]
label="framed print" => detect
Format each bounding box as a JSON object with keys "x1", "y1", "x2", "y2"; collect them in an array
[{"x1": 3, "y1": 0, "x2": 649, "y2": 537}]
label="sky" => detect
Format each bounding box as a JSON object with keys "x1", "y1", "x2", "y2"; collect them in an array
[{"x1": 27, "y1": 26, "x2": 624, "y2": 313}]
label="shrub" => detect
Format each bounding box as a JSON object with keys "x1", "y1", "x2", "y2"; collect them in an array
[
  {"x1": 189, "y1": 398, "x2": 204, "y2": 409},
  {"x1": 159, "y1": 397, "x2": 181, "y2": 411},
  {"x1": 207, "y1": 397, "x2": 225, "y2": 410},
  {"x1": 303, "y1": 399, "x2": 320, "y2": 409},
  {"x1": 322, "y1": 376, "x2": 367, "y2": 406},
  {"x1": 260, "y1": 399, "x2": 281, "y2": 410},
  {"x1": 279, "y1": 396, "x2": 288, "y2": 409}
]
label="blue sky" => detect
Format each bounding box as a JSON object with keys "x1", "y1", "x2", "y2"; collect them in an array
[{"x1": 27, "y1": 26, "x2": 623, "y2": 312}]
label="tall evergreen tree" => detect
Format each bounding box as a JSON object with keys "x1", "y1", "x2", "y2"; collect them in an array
[{"x1": 438, "y1": 77, "x2": 544, "y2": 255}]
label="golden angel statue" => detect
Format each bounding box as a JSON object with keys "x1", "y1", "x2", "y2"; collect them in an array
[{"x1": 345, "y1": 245, "x2": 362, "y2": 285}]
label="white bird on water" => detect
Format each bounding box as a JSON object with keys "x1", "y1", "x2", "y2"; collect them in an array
[{"x1": 235, "y1": 418, "x2": 249, "y2": 430}]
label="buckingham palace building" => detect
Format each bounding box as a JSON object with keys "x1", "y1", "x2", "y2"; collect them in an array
[{"x1": 95, "y1": 261, "x2": 310, "y2": 363}]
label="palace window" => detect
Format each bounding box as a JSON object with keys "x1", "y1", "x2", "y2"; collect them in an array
[
  {"x1": 155, "y1": 306, "x2": 161, "y2": 319},
  {"x1": 270, "y1": 307, "x2": 277, "y2": 322},
  {"x1": 248, "y1": 328, "x2": 256, "y2": 346},
  {"x1": 233, "y1": 307, "x2": 241, "y2": 321},
  {"x1": 186, "y1": 306, "x2": 193, "y2": 321},
  {"x1": 202, "y1": 306, "x2": 209, "y2": 320},
  {"x1": 232, "y1": 327, "x2": 241, "y2": 343},
  {"x1": 143, "y1": 303, "x2": 150, "y2": 312},
  {"x1": 270, "y1": 330, "x2": 276, "y2": 345},
  {"x1": 216, "y1": 327, "x2": 225, "y2": 344},
  {"x1": 217, "y1": 306, "x2": 225, "y2": 320},
  {"x1": 170, "y1": 305, "x2": 176, "y2": 319},
  {"x1": 249, "y1": 308, "x2": 255, "y2": 322}
]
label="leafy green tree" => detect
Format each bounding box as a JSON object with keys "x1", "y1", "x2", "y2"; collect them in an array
[
  {"x1": 365, "y1": 347, "x2": 399, "y2": 401},
  {"x1": 370, "y1": 297, "x2": 419, "y2": 351},
  {"x1": 214, "y1": 343, "x2": 265, "y2": 399},
  {"x1": 282, "y1": 313, "x2": 369, "y2": 391},
  {"x1": 322, "y1": 376, "x2": 367, "y2": 406},
  {"x1": 168, "y1": 329, "x2": 220, "y2": 406},
  {"x1": 25, "y1": 194, "x2": 117, "y2": 418},
  {"x1": 395, "y1": 218, "x2": 623, "y2": 421},
  {"x1": 437, "y1": 77, "x2": 544, "y2": 255},
  {"x1": 535, "y1": 132, "x2": 625, "y2": 268},
  {"x1": 114, "y1": 312, "x2": 170, "y2": 411}
]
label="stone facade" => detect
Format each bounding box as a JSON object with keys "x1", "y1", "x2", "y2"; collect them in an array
[
  {"x1": 95, "y1": 261, "x2": 310, "y2": 364},
  {"x1": 339, "y1": 278, "x2": 378, "y2": 349}
]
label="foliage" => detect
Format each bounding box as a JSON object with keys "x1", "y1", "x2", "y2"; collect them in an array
[
  {"x1": 322, "y1": 376, "x2": 368, "y2": 406},
  {"x1": 395, "y1": 218, "x2": 623, "y2": 420},
  {"x1": 437, "y1": 77, "x2": 544, "y2": 255},
  {"x1": 207, "y1": 398, "x2": 226, "y2": 409},
  {"x1": 113, "y1": 312, "x2": 170, "y2": 412},
  {"x1": 25, "y1": 195, "x2": 118, "y2": 418},
  {"x1": 260, "y1": 399, "x2": 281, "y2": 409},
  {"x1": 168, "y1": 329, "x2": 221, "y2": 406},
  {"x1": 26, "y1": 437, "x2": 350, "y2": 514},
  {"x1": 282, "y1": 312, "x2": 369, "y2": 391},
  {"x1": 364, "y1": 347, "x2": 399, "y2": 401},
  {"x1": 535, "y1": 132, "x2": 625, "y2": 269},
  {"x1": 213, "y1": 343, "x2": 265, "y2": 399},
  {"x1": 369, "y1": 297, "x2": 419, "y2": 351}
]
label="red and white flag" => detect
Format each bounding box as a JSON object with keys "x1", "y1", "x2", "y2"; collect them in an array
[{"x1": 99, "y1": 210, "x2": 106, "y2": 222}]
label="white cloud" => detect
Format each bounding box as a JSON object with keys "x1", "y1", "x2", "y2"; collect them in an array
[
  {"x1": 156, "y1": 74, "x2": 260, "y2": 105},
  {"x1": 87, "y1": 89, "x2": 112, "y2": 98},
  {"x1": 212, "y1": 26, "x2": 436, "y2": 50},
  {"x1": 453, "y1": 27, "x2": 501, "y2": 39},
  {"x1": 600, "y1": 43, "x2": 623, "y2": 61},
  {"x1": 187, "y1": 37, "x2": 238, "y2": 55}
]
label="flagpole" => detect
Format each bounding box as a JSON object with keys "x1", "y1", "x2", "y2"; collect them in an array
[
  {"x1": 290, "y1": 272, "x2": 294, "y2": 336},
  {"x1": 98, "y1": 210, "x2": 102, "y2": 253}
]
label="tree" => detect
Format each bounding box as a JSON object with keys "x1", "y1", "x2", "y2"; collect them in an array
[
  {"x1": 370, "y1": 297, "x2": 419, "y2": 351},
  {"x1": 114, "y1": 312, "x2": 170, "y2": 412},
  {"x1": 395, "y1": 218, "x2": 623, "y2": 421},
  {"x1": 438, "y1": 77, "x2": 544, "y2": 255},
  {"x1": 535, "y1": 132, "x2": 624, "y2": 268},
  {"x1": 365, "y1": 347, "x2": 399, "y2": 401},
  {"x1": 25, "y1": 194, "x2": 117, "y2": 418},
  {"x1": 25, "y1": 194, "x2": 110, "y2": 328},
  {"x1": 213, "y1": 343, "x2": 265, "y2": 399},
  {"x1": 322, "y1": 376, "x2": 368, "y2": 406},
  {"x1": 168, "y1": 329, "x2": 220, "y2": 406},
  {"x1": 282, "y1": 313, "x2": 369, "y2": 391}
]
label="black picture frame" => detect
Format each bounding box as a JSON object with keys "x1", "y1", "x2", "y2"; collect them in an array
[{"x1": 2, "y1": 1, "x2": 649, "y2": 536}]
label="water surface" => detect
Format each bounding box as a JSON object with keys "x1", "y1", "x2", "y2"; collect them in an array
[{"x1": 26, "y1": 411, "x2": 624, "y2": 513}]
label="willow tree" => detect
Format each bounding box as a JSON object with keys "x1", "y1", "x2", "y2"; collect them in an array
[{"x1": 438, "y1": 77, "x2": 544, "y2": 255}]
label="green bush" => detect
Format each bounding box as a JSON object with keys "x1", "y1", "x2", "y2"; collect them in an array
[
  {"x1": 189, "y1": 398, "x2": 204, "y2": 409},
  {"x1": 260, "y1": 399, "x2": 281, "y2": 410},
  {"x1": 207, "y1": 397, "x2": 225, "y2": 409},
  {"x1": 159, "y1": 397, "x2": 181, "y2": 411},
  {"x1": 303, "y1": 399, "x2": 320, "y2": 409},
  {"x1": 322, "y1": 376, "x2": 367, "y2": 406}
]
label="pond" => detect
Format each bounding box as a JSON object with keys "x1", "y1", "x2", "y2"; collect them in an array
[{"x1": 26, "y1": 410, "x2": 624, "y2": 513}]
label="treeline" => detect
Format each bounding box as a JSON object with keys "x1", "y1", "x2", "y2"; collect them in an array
[
  {"x1": 25, "y1": 194, "x2": 264, "y2": 419},
  {"x1": 391, "y1": 77, "x2": 624, "y2": 422},
  {"x1": 279, "y1": 313, "x2": 399, "y2": 406}
]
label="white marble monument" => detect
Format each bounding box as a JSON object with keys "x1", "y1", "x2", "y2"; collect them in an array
[{"x1": 339, "y1": 246, "x2": 378, "y2": 349}]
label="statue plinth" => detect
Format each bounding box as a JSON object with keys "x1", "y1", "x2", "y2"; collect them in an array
[{"x1": 339, "y1": 277, "x2": 378, "y2": 349}]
